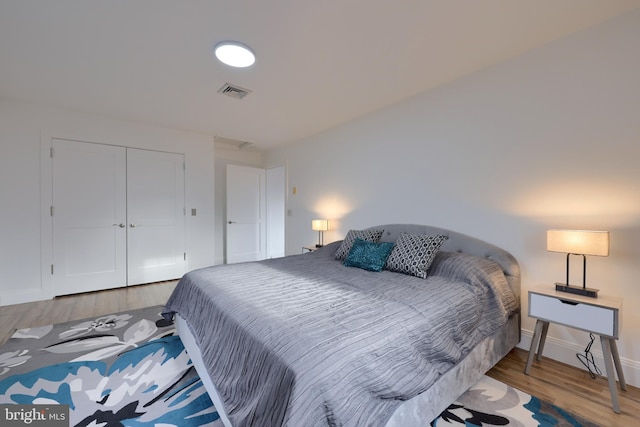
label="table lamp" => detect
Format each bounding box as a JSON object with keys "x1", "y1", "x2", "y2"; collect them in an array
[
  {"x1": 312, "y1": 220, "x2": 329, "y2": 247},
  {"x1": 547, "y1": 229, "x2": 609, "y2": 298}
]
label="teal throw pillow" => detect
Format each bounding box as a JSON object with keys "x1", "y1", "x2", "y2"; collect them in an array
[
  {"x1": 343, "y1": 238, "x2": 395, "y2": 272},
  {"x1": 334, "y1": 229, "x2": 384, "y2": 260}
]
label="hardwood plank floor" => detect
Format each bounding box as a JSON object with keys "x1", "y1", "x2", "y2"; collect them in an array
[
  {"x1": 0, "y1": 280, "x2": 179, "y2": 346},
  {"x1": 1, "y1": 281, "x2": 638, "y2": 426},
  {"x1": 488, "y1": 348, "x2": 640, "y2": 426}
]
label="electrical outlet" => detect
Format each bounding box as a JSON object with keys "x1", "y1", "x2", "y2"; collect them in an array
[{"x1": 191, "y1": 208, "x2": 197, "y2": 216}]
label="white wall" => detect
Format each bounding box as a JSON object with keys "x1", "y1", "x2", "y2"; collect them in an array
[
  {"x1": 266, "y1": 11, "x2": 640, "y2": 385},
  {"x1": 0, "y1": 99, "x2": 215, "y2": 306}
]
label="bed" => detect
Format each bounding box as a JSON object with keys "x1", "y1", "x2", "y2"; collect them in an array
[{"x1": 163, "y1": 224, "x2": 521, "y2": 426}]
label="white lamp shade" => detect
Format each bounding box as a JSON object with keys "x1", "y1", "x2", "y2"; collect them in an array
[
  {"x1": 311, "y1": 219, "x2": 329, "y2": 231},
  {"x1": 547, "y1": 229, "x2": 609, "y2": 257}
]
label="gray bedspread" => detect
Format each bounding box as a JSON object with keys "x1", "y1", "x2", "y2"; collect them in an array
[{"x1": 163, "y1": 241, "x2": 518, "y2": 427}]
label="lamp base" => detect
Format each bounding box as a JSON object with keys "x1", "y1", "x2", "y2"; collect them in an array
[{"x1": 554, "y1": 283, "x2": 599, "y2": 298}]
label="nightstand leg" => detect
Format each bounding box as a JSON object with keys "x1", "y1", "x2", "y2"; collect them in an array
[
  {"x1": 525, "y1": 320, "x2": 545, "y2": 375},
  {"x1": 609, "y1": 338, "x2": 627, "y2": 391},
  {"x1": 600, "y1": 336, "x2": 621, "y2": 414},
  {"x1": 536, "y1": 321, "x2": 549, "y2": 361}
]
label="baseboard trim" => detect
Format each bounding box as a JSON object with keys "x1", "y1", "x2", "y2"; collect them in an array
[{"x1": 518, "y1": 328, "x2": 640, "y2": 388}]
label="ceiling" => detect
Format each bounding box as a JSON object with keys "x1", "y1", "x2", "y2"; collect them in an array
[{"x1": 1, "y1": 1, "x2": 639, "y2": 149}]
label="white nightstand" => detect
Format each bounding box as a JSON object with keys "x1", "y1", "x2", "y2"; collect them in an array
[{"x1": 525, "y1": 285, "x2": 626, "y2": 413}]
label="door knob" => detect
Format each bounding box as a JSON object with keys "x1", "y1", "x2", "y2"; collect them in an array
[
  {"x1": 112, "y1": 223, "x2": 125, "y2": 228},
  {"x1": 228, "y1": 221, "x2": 237, "y2": 224},
  {"x1": 129, "y1": 224, "x2": 139, "y2": 228}
]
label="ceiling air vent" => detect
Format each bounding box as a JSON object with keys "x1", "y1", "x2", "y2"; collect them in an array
[{"x1": 217, "y1": 83, "x2": 252, "y2": 99}]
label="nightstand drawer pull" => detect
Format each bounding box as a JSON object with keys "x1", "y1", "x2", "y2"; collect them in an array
[{"x1": 560, "y1": 300, "x2": 578, "y2": 306}]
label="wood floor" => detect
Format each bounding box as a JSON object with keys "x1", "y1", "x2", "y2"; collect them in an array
[
  {"x1": 0, "y1": 280, "x2": 179, "y2": 345},
  {"x1": 488, "y1": 348, "x2": 640, "y2": 426},
  {"x1": 1, "y1": 281, "x2": 639, "y2": 426}
]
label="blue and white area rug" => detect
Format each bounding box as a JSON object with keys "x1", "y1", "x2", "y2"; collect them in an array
[
  {"x1": 0, "y1": 306, "x2": 221, "y2": 426},
  {"x1": 432, "y1": 375, "x2": 599, "y2": 427},
  {"x1": 0, "y1": 306, "x2": 597, "y2": 427}
]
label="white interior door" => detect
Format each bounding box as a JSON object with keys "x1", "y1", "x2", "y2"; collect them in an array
[
  {"x1": 52, "y1": 139, "x2": 127, "y2": 295},
  {"x1": 127, "y1": 148, "x2": 186, "y2": 285},
  {"x1": 226, "y1": 164, "x2": 265, "y2": 263},
  {"x1": 266, "y1": 166, "x2": 286, "y2": 259}
]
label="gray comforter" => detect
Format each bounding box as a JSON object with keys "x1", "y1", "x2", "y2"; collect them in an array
[{"x1": 163, "y1": 241, "x2": 518, "y2": 426}]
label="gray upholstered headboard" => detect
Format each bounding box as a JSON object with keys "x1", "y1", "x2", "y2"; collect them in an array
[{"x1": 366, "y1": 224, "x2": 521, "y2": 304}]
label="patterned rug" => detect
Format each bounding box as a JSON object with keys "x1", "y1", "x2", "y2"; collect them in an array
[
  {"x1": 431, "y1": 375, "x2": 599, "y2": 427},
  {"x1": 0, "y1": 306, "x2": 597, "y2": 427}
]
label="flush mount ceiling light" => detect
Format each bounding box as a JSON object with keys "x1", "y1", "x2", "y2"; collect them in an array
[{"x1": 214, "y1": 41, "x2": 255, "y2": 68}]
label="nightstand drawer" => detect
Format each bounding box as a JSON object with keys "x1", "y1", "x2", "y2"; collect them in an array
[{"x1": 529, "y1": 293, "x2": 618, "y2": 338}]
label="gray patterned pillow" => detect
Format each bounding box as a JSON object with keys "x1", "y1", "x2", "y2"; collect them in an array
[
  {"x1": 384, "y1": 233, "x2": 448, "y2": 278},
  {"x1": 334, "y1": 229, "x2": 384, "y2": 260}
]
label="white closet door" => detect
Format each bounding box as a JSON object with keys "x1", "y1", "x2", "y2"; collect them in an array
[
  {"x1": 52, "y1": 139, "x2": 127, "y2": 295},
  {"x1": 226, "y1": 164, "x2": 265, "y2": 264},
  {"x1": 127, "y1": 148, "x2": 186, "y2": 285}
]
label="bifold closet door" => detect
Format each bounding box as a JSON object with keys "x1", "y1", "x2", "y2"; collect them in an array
[
  {"x1": 126, "y1": 148, "x2": 185, "y2": 285},
  {"x1": 51, "y1": 139, "x2": 127, "y2": 295}
]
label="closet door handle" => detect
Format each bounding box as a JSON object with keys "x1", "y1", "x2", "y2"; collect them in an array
[
  {"x1": 228, "y1": 221, "x2": 237, "y2": 224},
  {"x1": 129, "y1": 224, "x2": 140, "y2": 228},
  {"x1": 112, "y1": 223, "x2": 125, "y2": 228}
]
